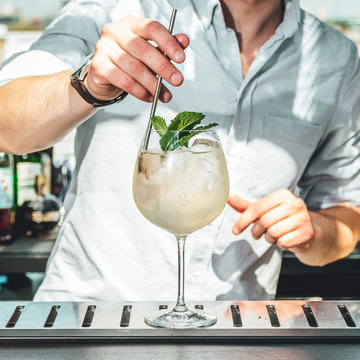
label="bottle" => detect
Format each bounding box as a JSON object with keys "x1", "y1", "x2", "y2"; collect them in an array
[
  {"x1": 0, "y1": 153, "x2": 15, "y2": 245},
  {"x1": 14, "y1": 152, "x2": 42, "y2": 236},
  {"x1": 20, "y1": 174, "x2": 61, "y2": 236},
  {"x1": 14, "y1": 152, "x2": 42, "y2": 209},
  {"x1": 41, "y1": 148, "x2": 53, "y2": 196}
]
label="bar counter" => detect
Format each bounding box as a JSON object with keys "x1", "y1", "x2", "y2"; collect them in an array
[{"x1": 0, "y1": 300, "x2": 359, "y2": 359}]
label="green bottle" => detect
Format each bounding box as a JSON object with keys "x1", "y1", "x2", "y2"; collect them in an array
[{"x1": 14, "y1": 152, "x2": 43, "y2": 237}]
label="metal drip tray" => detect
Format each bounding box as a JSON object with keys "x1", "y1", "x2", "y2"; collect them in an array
[{"x1": 0, "y1": 300, "x2": 359, "y2": 341}]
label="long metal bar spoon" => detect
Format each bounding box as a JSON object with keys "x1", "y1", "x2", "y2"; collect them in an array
[{"x1": 143, "y1": 8, "x2": 177, "y2": 150}]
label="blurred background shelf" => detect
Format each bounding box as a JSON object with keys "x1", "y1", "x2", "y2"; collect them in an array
[
  {"x1": 0, "y1": 231, "x2": 56, "y2": 300},
  {"x1": 0, "y1": 232, "x2": 56, "y2": 274}
]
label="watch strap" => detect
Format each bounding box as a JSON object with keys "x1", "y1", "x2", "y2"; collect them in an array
[{"x1": 70, "y1": 54, "x2": 128, "y2": 108}]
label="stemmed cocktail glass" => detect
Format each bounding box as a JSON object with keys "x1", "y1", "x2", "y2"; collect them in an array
[{"x1": 133, "y1": 128, "x2": 229, "y2": 328}]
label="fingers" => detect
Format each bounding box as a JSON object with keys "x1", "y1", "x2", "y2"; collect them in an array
[
  {"x1": 105, "y1": 38, "x2": 174, "y2": 102},
  {"x1": 265, "y1": 232, "x2": 277, "y2": 245},
  {"x1": 232, "y1": 189, "x2": 295, "y2": 235},
  {"x1": 227, "y1": 193, "x2": 251, "y2": 213},
  {"x1": 86, "y1": 16, "x2": 189, "y2": 103},
  {"x1": 128, "y1": 16, "x2": 187, "y2": 63},
  {"x1": 87, "y1": 51, "x2": 151, "y2": 102},
  {"x1": 250, "y1": 199, "x2": 304, "y2": 240},
  {"x1": 118, "y1": 34, "x2": 184, "y2": 88},
  {"x1": 277, "y1": 229, "x2": 314, "y2": 250},
  {"x1": 228, "y1": 194, "x2": 252, "y2": 235},
  {"x1": 174, "y1": 33, "x2": 190, "y2": 50},
  {"x1": 117, "y1": 16, "x2": 187, "y2": 91},
  {"x1": 91, "y1": 38, "x2": 152, "y2": 102},
  {"x1": 229, "y1": 189, "x2": 315, "y2": 251}
]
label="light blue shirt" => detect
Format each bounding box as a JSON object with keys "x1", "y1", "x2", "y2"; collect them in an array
[{"x1": 1, "y1": 0, "x2": 359, "y2": 301}]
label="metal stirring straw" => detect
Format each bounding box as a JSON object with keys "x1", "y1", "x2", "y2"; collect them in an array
[{"x1": 144, "y1": 8, "x2": 177, "y2": 150}]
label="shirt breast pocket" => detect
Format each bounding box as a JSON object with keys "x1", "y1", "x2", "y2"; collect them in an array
[
  {"x1": 237, "y1": 114, "x2": 324, "y2": 199},
  {"x1": 264, "y1": 114, "x2": 322, "y2": 147}
]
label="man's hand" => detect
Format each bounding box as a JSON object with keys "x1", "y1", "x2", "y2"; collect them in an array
[
  {"x1": 228, "y1": 189, "x2": 315, "y2": 253},
  {"x1": 0, "y1": 16, "x2": 189, "y2": 154},
  {"x1": 85, "y1": 15, "x2": 190, "y2": 103},
  {"x1": 228, "y1": 190, "x2": 360, "y2": 266}
]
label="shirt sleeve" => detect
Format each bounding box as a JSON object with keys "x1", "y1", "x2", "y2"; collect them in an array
[
  {"x1": 298, "y1": 43, "x2": 360, "y2": 210},
  {"x1": 0, "y1": 0, "x2": 110, "y2": 86}
]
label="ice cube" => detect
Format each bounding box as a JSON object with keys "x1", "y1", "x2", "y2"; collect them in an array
[
  {"x1": 141, "y1": 152, "x2": 167, "y2": 185},
  {"x1": 190, "y1": 138, "x2": 216, "y2": 154}
]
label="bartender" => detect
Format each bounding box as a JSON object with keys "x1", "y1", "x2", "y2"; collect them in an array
[{"x1": 0, "y1": 0, "x2": 359, "y2": 301}]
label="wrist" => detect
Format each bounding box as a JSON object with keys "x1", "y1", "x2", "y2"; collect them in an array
[
  {"x1": 70, "y1": 53, "x2": 128, "y2": 108},
  {"x1": 83, "y1": 75, "x2": 125, "y2": 102},
  {"x1": 294, "y1": 211, "x2": 329, "y2": 266},
  {"x1": 68, "y1": 78, "x2": 96, "y2": 112},
  {"x1": 297, "y1": 211, "x2": 340, "y2": 266}
]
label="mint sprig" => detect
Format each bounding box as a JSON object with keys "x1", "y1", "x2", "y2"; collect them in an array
[{"x1": 151, "y1": 111, "x2": 218, "y2": 151}]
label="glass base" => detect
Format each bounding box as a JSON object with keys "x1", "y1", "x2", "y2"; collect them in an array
[{"x1": 144, "y1": 308, "x2": 217, "y2": 328}]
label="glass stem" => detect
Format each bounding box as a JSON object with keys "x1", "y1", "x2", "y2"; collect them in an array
[{"x1": 174, "y1": 235, "x2": 188, "y2": 313}]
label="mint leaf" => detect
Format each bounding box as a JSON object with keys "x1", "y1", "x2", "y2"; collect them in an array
[
  {"x1": 160, "y1": 131, "x2": 179, "y2": 151},
  {"x1": 178, "y1": 123, "x2": 218, "y2": 148},
  {"x1": 151, "y1": 115, "x2": 168, "y2": 137},
  {"x1": 151, "y1": 111, "x2": 217, "y2": 151},
  {"x1": 168, "y1": 111, "x2": 205, "y2": 132}
]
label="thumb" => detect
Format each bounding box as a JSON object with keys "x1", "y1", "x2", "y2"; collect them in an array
[{"x1": 227, "y1": 193, "x2": 252, "y2": 213}]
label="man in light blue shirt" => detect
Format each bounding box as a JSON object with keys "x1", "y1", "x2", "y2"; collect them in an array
[{"x1": 0, "y1": 0, "x2": 359, "y2": 301}]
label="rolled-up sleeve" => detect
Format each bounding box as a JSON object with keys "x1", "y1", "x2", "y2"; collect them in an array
[{"x1": 298, "y1": 44, "x2": 360, "y2": 210}]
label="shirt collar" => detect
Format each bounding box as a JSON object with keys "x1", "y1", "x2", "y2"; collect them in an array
[
  {"x1": 192, "y1": 0, "x2": 301, "y2": 38},
  {"x1": 278, "y1": 0, "x2": 301, "y2": 39},
  {"x1": 191, "y1": 0, "x2": 220, "y2": 31}
]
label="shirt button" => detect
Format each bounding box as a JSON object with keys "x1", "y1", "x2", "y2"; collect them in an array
[
  {"x1": 223, "y1": 59, "x2": 230, "y2": 69},
  {"x1": 194, "y1": 256, "x2": 204, "y2": 261},
  {"x1": 221, "y1": 30, "x2": 228, "y2": 38}
]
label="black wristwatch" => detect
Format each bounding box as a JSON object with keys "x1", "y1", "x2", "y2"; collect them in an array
[{"x1": 70, "y1": 53, "x2": 128, "y2": 108}]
